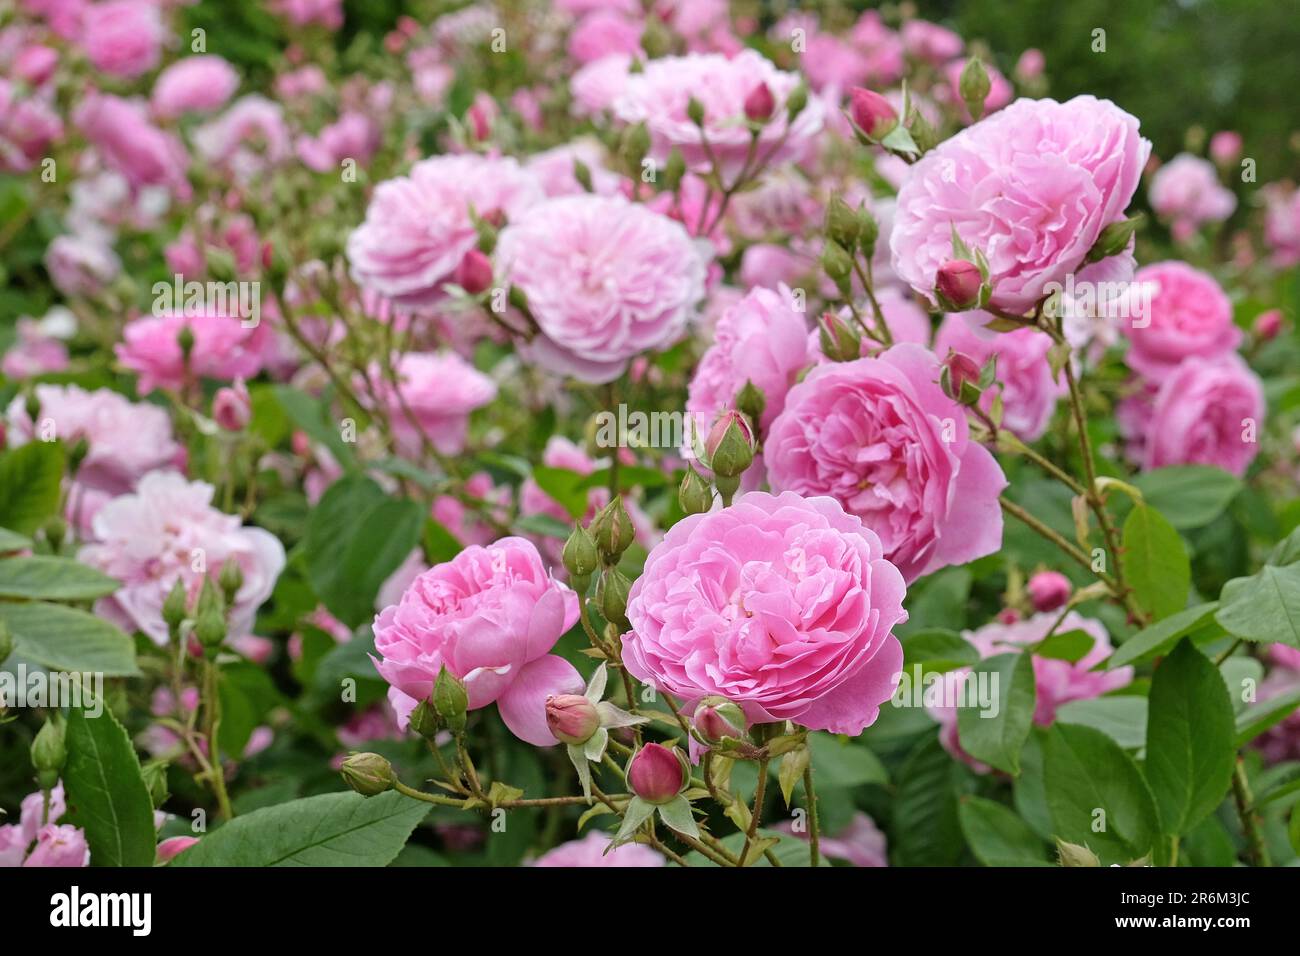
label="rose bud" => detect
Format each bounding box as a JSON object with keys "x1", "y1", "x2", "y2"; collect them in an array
[
  {"x1": 465, "y1": 98, "x2": 493, "y2": 141},
  {"x1": 1254, "y1": 308, "x2": 1283, "y2": 342},
  {"x1": 1027, "y1": 570, "x2": 1072, "y2": 612},
  {"x1": 819, "y1": 311, "x2": 863, "y2": 363},
  {"x1": 561, "y1": 523, "x2": 599, "y2": 585},
  {"x1": 545, "y1": 694, "x2": 600, "y2": 745},
  {"x1": 704, "y1": 409, "x2": 756, "y2": 479},
  {"x1": 934, "y1": 259, "x2": 983, "y2": 311},
  {"x1": 693, "y1": 696, "x2": 746, "y2": 744},
  {"x1": 14, "y1": 45, "x2": 58, "y2": 86},
  {"x1": 340, "y1": 752, "x2": 396, "y2": 796},
  {"x1": 155, "y1": 836, "x2": 200, "y2": 863},
  {"x1": 213, "y1": 379, "x2": 251, "y2": 431},
  {"x1": 627, "y1": 742, "x2": 689, "y2": 805},
  {"x1": 997, "y1": 607, "x2": 1022, "y2": 625},
  {"x1": 455, "y1": 249, "x2": 494, "y2": 295},
  {"x1": 1209, "y1": 131, "x2": 1242, "y2": 166},
  {"x1": 590, "y1": 496, "x2": 635, "y2": 563},
  {"x1": 743, "y1": 82, "x2": 775, "y2": 123},
  {"x1": 678, "y1": 466, "x2": 712, "y2": 515},
  {"x1": 848, "y1": 87, "x2": 898, "y2": 139},
  {"x1": 939, "y1": 350, "x2": 983, "y2": 406}
]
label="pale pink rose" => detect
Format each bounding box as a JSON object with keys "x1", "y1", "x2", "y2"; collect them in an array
[
  {"x1": 192, "y1": 96, "x2": 292, "y2": 179},
  {"x1": 934, "y1": 314, "x2": 1065, "y2": 440},
  {"x1": 1263, "y1": 184, "x2": 1300, "y2": 268},
  {"x1": 801, "y1": 32, "x2": 873, "y2": 92},
  {"x1": 1015, "y1": 48, "x2": 1045, "y2": 81},
  {"x1": 776, "y1": 811, "x2": 888, "y2": 867},
  {"x1": 612, "y1": 50, "x2": 825, "y2": 179},
  {"x1": 370, "y1": 536, "x2": 583, "y2": 746},
  {"x1": 0, "y1": 79, "x2": 63, "y2": 172},
  {"x1": 848, "y1": 12, "x2": 906, "y2": 85},
  {"x1": 1123, "y1": 261, "x2": 1240, "y2": 382},
  {"x1": 364, "y1": 351, "x2": 497, "y2": 457},
  {"x1": 1118, "y1": 355, "x2": 1264, "y2": 477},
  {"x1": 151, "y1": 55, "x2": 240, "y2": 119},
  {"x1": 0, "y1": 825, "x2": 27, "y2": 867},
  {"x1": 272, "y1": 0, "x2": 343, "y2": 29},
  {"x1": 275, "y1": 65, "x2": 328, "y2": 100},
  {"x1": 890, "y1": 96, "x2": 1150, "y2": 314},
  {"x1": 766, "y1": 344, "x2": 1007, "y2": 583},
  {"x1": 496, "y1": 194, "x2": 706, "y2": 384},
  {"x1": 80, "y1": 0, "x2": 163, "y2": 79},
  {"x1": 80, "y1": 471, "x2": 286, "y2": 645},
  {"x1": 570, "y1": 52, "x2": 634, "y2": 117},
  {"x1": 1149, "y1": 153, "x2": 1236, "y2": 239},
  {"x1": 20, "y1": 782, "x2": 67, "y2": 843},
  {"x1": 687, "y1": 284, "x2": 809, "y2": 433},
  {"x1": 74, "y1": 93, "x2": 190, "y2": 199},
  {"x1": 22, "y1": 825, "x2": 89, "y2": 867},
  {"x1": 624, "y1": 491, "x2": 908, "y2": 735},
  {"x1": 525, "y1": 140, "x2": 622, "y2": 197},
  {"x1": 900, "y1": 19, "x2": 963, "y2": 64},
  {"x1": 728, "y1": 169, "x2": 820, "y2": 240},
  {"x1": 568, "y1": 10, "x2": 642, "y2": 64},
  {"x1": 116, "y1": 310, "x2": 271, "y2": 394},
  {"x1": 44, "y1": 232, "x2": 121, "y2": 298},
  {"x1": 296, "y1": 111, "x2": 380, "y2": 172},
  {"x1": 1209, "y1": 131, "x2": 1242, "y2": 165},
  {"x1": 531, "y1": 831, "x2": 665, "y2": 867},
  {"x1": 945, "y1": 57, "x2": 1014, "y2": 120},
  {"x1": 739, "y1": 244, "x2": 809, "y2": 291},
  {"x1": 347, "y1": 154, "x2": 543, "y2": 307},
  {"x1": 2, "y1": 317, "x2": 70, "y2": 378}
]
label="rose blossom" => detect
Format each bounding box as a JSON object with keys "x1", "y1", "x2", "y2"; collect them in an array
[
  {"x1": 766, "y1": 344, "x2": 1007, "y2": 583},
  {"x1": 347, "y1": 154, "x2": 542, "y2": 307},
  {"x1": 568, "y1": 10, "x2": 642, "y2": 65},
  {"x1": 116, "y1": 309, "x2": 271, "y2": 394},
  {"x1": 44, "y1": 232, "x2": 121, "y2": 298},
  {"x1": 933, "y1": 313, "x2": 1066, "y2": 440},
  {"x1": 0, "y1": 79, "x2": 63, "y2": 173},
  {"x1": 79, "y1": 471, "x2": 284, "y2": 644},
  {"x1": 151, "y1": 55, "x2": 240, "y2": 119},
  {"x1": 1263, "y1": 184, "x2": 1300, "y2": 269},
  {"x1": 623, "y1": 491, "x2": 908, "y2": 735},
  {"x1": 776, "y1": 811, "x2": 888, "y2": 867},
  {"x1": 900, "y1": 19, "x2": 963, "y2": 64},
  {"x1": 1118, "y1": 355, "x2": 1264, "y2": 477},
  {"x1": 272, "y1": 0, "x2": 343, "y2": 29},
  {"x1": 1256, "y1": 645, "x2": 1300, "y2": 764},
  {"x1": 1123, "y1": 261, "x2": 1240, "y2": 382},
  {"x1": 364, "y1": 351, "x2": 497, "y2": 457},
  {"x1": 192, "y1": 95, "x2": 292, "y2": 179},
  {"x1": 74, "y1": 93, "x2": 191, "y2": 199},
  {"x1": 2, "y1": 315, "x2": 70, "y2": 378},
  {"x1": 890, "y1": 96, "x2": 1150, "y2": 314},
  {"x1": 296, "y1": 112, "x2": 380, "y2": 173},
  {"x1": 370, "y1": 537, "x2": 584, "y2": 746},
  {"x1": 531, "y1": 831, "x2": 665, "y2": 867},
  {"x1": 1149, "y1": 153, "x2": 1237, "y2": 241},
  {"x1": 611, "y1": 50, "x2": 825, "y2": 179},
  {"x1": 80, "y1": 0, "x2": 163, "y2": 79},
  {"x1": 495, "y1": 194, "x2": 706, "y2": 384}
]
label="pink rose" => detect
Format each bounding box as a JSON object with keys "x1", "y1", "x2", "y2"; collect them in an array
[
  {"x1": 776, "y1": 811, "x2": 888, "y2": 867},
  {"x1": 370, "y1": 537, "x2": 583, "y2": 746},
  {"x1": 22, "y1": 825, "x2": 89, "y2": 867},
  {"x1": 0, "y1": 79, "x2": 63, "y2": 172},
  {"x1": 568, "y1": 10, "x2": 643, "y2": 65},
  {"x1": 1149, "y1": 153, "x2": 1236, "y2": 240},
  {"x1": 1257, "y1": 646, "x2": 1300, "y2": 764},
  {"x1": 611, "y1": 50, "x2": 825, "y2": 179},
  {"x1": 901, "y1": 19, "x2": 964, "y2": 64},
  {"x1": 1264, "y1": 184, "x2": 1300, "y2": 269},
  {"x1": 74, "y1": 93, "x2": 191, "y2": 199},
  {"x1": 525, "y1": 140, "x2": 622, "y2": 198},
  {"x1": 569, "y1": 54, "x2": 634, "y2": 117},
  {"x1": 116, "y1": 310, "x2": 271, "y2": 394},
  {"x1": 623, "y1": 491, "x2": 908, "y2": 736},
  {"x1": 347, "y1": 154, "x2": 542, "y2": 307},
  {"x1": 364, "y1": 351, "x2": 497, "y2": 457},
  {"x1": 933, "y1": 314, "x2": 1066, "y2": 440},
  {"x1": 44, "y1": 232, "x2": 121, "y2": 298},
  {"x1": 192, "y1": 96, "x2": 292, "y2": 179},
  {"x1": 2, "y1": 316, "x2": 70, "y2": 378},
  {"x1": 80, "y1": 1, "x2": 163, "y2": 79},
  {"x1": 496, "y1": 194, "x2": 706, "y2": 383},
  {"x1": 80, "y1": 471, "x2": 286, "y2": 645},
  {"x1": 531, "y1": 831, "x2": 665, "y2": 867},
  {"x1": 890, "y1": 96, "x2": 1150, "y2": 314},
  {"x1": 766, "y1": 344, "x2": 1007, "y2": 583},
  {"x1": 1123, "y1": 261, "x2": 1240, "y2": 382},
  {"x1": 151, "y1": 55, "x2": 240, "y2": 119},
  {"x1": 1118, "y1": 355, "x2": 1264, "y2": 477},
  {"x1": 272, "y1": 0, "x2": 343, "y2": 29},
  {"x1": 296, "y1": 111, "x2": 381, "y2": 173},
  {"x1": 13, "y1": 44, "x2": 59, "y2": 87}
]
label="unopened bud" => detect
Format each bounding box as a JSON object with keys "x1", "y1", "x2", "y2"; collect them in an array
[
  {"x1": 627, "y1": 743, "x2": 689, "y2": 805},
  {"x1": 693, "y1": 697, "x2": 746, "y2": 745},
  {"x1": 218, "y1": 557, "x2": 244, "y2": 606},
  {"x1": 562, "y1": 523, "x2": 599, "y2": 586},
  {"x1": 545, "y1": 694, "x2": 601, "y2": 745},
  {"x1": 735, "y1": 380, "x2": 766, "y2": 427},
  {"x1": 212, "y1": 380, "x2": 251, "y2": 432},
  {"x1": 590, "y1": 496, "x2": 635, "y2": 563},
  {"x1": 743, "y1": 83, "x2": 775, "y2": 123},
  {"x1": 31, "y1": 716, "x2": 67, "y2": 789},
  {"x1": 1254, "y1": 308, "x2": 1283, "y2": 342},
  {"x1": 162, "y1": 578, "x2": 189, "y2": 635},
  {"x1": 572, "y1": 158, "x2": 594, "y2": 193},
  {"x1": 935, "y1": 259, "x2": 983, "y2": 311},
  {"x1": 821, "y1": 239, "x2": 854, "y2": 295},
  {"x1": 1027, "y1": 571, "x2": 1072, "y2": 613},
  {"x1": 408, "y1": 699, "x2": 441, "y2": 739},
  {"x1": 959, "y1": 57, "x2": 992, "y2": 122},
  {"x1": 663, "y1": 148, "x2": 686, "y2": 192},
  {"x1": 704, "y1": 410, "x2": 755, "y2": 478},
  {"x1": 686, "y1": 96, "x2": 706, "y2": 127},
  {"x1": 177, "y1": 324, "x2": 196, "y2": 362},
  {"x1": 340, "y1": 752, "x2": 395, "y2": 796},
  {"x1": 678, "y1": 467, "x2": 712, "y2": 515},
  {"x1": 455, "y1": 249, "x2": 494, "y2": 295},
  {"x1": 42, "y1": 515, "x2": 66, "y2": 552},
  {"x1": 825, "y1": 195, "x2": 860, "y2": 251},
  {"x1": 1084, "y1": 216, "x2": 1141, "y2": 264},
  {"x1": 939, "y1": 350, "x2": 984, "y2": 406},
  {"x1": 597, "y1": 566, "x2": 632, "y2": 631},
  {"x1": 1056, "y1": 839, "x2": 1101, "y2": 867},
  {"x1": 819, "y1": 311, "x2": 862, "y2": 362},
  {"x1": 434, "y1": 665, "x2": 469, "y2": 734},
  {"x1": 848, "y1": 87, "x2": 897, "y2": 139},
  {"x1": 784, "y1": 83, "x2": 808, "y2": 121},
  {"x1": 195, "y1": 606, "x2": 226, "y2": 652}
]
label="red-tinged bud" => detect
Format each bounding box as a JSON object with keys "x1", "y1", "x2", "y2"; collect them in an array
[
  {"x1": 997, "y1": 607, "x2": 1021, "y2": 625},
  {"x1": 156, "y1": 836, "x2": 199, "y2": 863},
  {"x1": 627, "y1": 742, "x2": 689, "y2": 805},
  {"x1": 465, "y1": 98, "x2": 493, "y2": 141},
  {"x1": 848, "y1": 87, "x2": 898, "y2": 139},
  {"x1": 545, "y1": 694, "x2": 600, "y2": 745},
  {"x1": 1254, "y1": 308, "x2": 1283, "y2": 342},
  {"x1": 212, "y1": 379, "x2": 251, "y2": 431},
  {"x1": 743, "y1": 83, "x2": 776, "y2": 122},
  {"x1": 693, "y1": 697, "x2": 746, "y2": 744},
  {"x1": 1027, "y1": 571, "x2": 1072, "y2": 612},
  {"x1": 818, "y1": 311, "x2": 862, "y2": 362},
  {"x1": 939, "y1": 350, "x2": 983, "y2": 406},
  {"x1": 704, "y1": 410, "x2": 755, "y2": 478},
  {"x1": 935, "y1": 259, "x2": 983, "y2": 310},
  {"x1": 455, "y1": 249, "x2": 494, "y2": 295}
]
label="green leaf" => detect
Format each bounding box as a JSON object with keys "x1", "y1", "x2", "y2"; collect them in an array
[
  {"x1": 218, "y1": 660, "x2": 285, "y2": 758},
  {"x1": 422, "y1": 517, "x2": 463, "y2": 565},
  {"x1": 805, "y1": 733, "x2": 888, "y2": 788},
  {"x1": 272, "y1": 385, "x2": 357, "y2": 471},
  {"x1": 303, "y1": 476, "x2": 425, "y2": 628},
  {"x1": 901, "y1": 628, "x2": 979, "y2": 676},
  {"x1": 529, "y1": 466, "x2": 589, "y2": 520},
  {"x1": 0, "y1": 441, "x2": 65, "y2": 534},
  {"x1": 1054, "y1": 696, "x2": 1148, "y2": 750},
  {"x1": 958, "y1": 796, "x2": 1050, "y2": 866},
  {"x1": 512, "y1": 513, "x2": 572, "y2": 539},
  {"x1": 1108, "y1": 602, "x2": 1220, "y2": 669},
  {"x1": 1133, "y1": 466, "x2": 1242, "y2": 530},
  {"x1": 0, "y1": 556, "x2": 120, "y2": 601},
  {"x1": 63, "y1": 696, "x2": 157, "y2": 867},
  {"x1": 0, "y1": 527, "x2": 33, "y2": 552},
  {"x1": 0, "y1": 602, "x2": 138, "y2": 675},
  {"x1": 1031, "y1": 628, "x2": 1095, "y2": 663},
  {"x1": 892, "y1": 735, "x2": 967, "y2": 866},
  {"x1": 1144, "y1": 640, "x2": 1235, "y2": 835},
  {"x1": 956, "y1": 652, "x2": 1036, "y2": 775},
  {"x1": 1216, "y1": 563, "x2": 1300, "y2": 647},
  {"x1": 172, "y1": 791, "x2": 430, "y2": 866},
  {"x1": 1044, "y1": 723, "x2": 1159, "y2": 865},
  {"x1": 1123, "y1": 505, "x2": 1190, "y2": 621},
  {"x1": 1234, "y1": 687, "x2": 1300, "y2": 746}
]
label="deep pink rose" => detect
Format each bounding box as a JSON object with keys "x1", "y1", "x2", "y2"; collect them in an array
[
  {"x1": 1118, "y1": 355, "x2": 1264, "y2": 477},
  {"x1": 766, "y1": 344, "x2": 1007, "y2": 583},
  {"x1": 0, "y1": 79, "x2": 63, "y2": 173},
  {"x1": 496, "y1": 194, "x2": 706, "y2": 383},
  {"x1": 531, "y1": 831, "x2": 665, "y2": 867},
  {"x1": 623, "y1": 491, "x2": 908, "y2": 735},
  {"x1": 347, "y1": 154, "x2": 542, "y2": 307},
  {"x1": 933, "y1": 313, "x2": 1066, "y2": 440},
  {"x1": 151, "y1": 55, "x2": 240, "y2": 119},
  {"x1": 80, "y1": 471, "x2": 285, "y2": 645},
  {"x1": 116, "y1": 310, "x2": 271, "y2": 394},
  {"x1": 371, "y1": 537, "x2": 583, "y2": 746},
  {"x1": 80, "y1": 0, "x2": 163, "y2": 79},
  {"x1": 74, "y1": 93, "x2": 191, "y2": 199},
  {"x1": 890, "y1": 96, "x2": 1150, "y2": 314},
  {"x1": 1123, "y1": 261, "x2": 1240, "y2": 382},
  {"x1": 611, "y1": 50, "x2": 824, "y2": 179},
  {"x1": 364, "y1": 351, "x2": 497, "y2": 457},
  {"x1": 1149, "y1": 153, "x2": 1236, "y2": 241}
]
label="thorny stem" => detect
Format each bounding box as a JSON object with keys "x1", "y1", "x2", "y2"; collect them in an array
[{"x1": 1231, "y1": 759, "x2": 1271, "y2": 868}]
